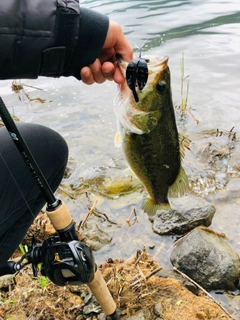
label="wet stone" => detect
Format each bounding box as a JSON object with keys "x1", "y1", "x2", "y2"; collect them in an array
[
  {"x1": 151, "y1": 205, "x2": 216, "y2": 235},
  {"x1": 170, "y1": 226, "x2": 240, "y2": 290}
]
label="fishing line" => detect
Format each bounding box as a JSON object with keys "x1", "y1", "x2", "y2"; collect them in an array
[
  {"x1": 133, "y1": 38, "x2": 149, "y2": 56},
  {"x1": 0, "y1": 149, "x2": 37, "y2": 221}
]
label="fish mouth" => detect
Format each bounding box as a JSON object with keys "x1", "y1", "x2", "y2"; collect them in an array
[
  {"x1": 114, "y1": 55, "x2": 170, "y2": 134},
  {"x1": 148, "y1": 55, "x2": 169, "y2": 72},
  {"x1": 116, "y1": 54, "x2": 169, "y2": 74},
  {"x1": 116, "y1": 54, "x2": 168, "y2": 63}
]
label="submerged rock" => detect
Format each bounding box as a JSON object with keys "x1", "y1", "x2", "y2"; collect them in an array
[
  {"x1": 61, "y1": 164, "x2": 142, "y2": 200},
  {"x1": 151, "y1": 205, "x2": 215, "y2": 235},
  {"x1": 79, "y1": 222, "x2": 112, "y2": 251},
  {"x1": 170, "y1": 227, "x2": 240, "y2": 290}
]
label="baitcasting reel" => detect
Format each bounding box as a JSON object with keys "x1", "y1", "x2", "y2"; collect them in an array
[{"x1": 0, "y1": 236, "x2": 95, "y2": 287}]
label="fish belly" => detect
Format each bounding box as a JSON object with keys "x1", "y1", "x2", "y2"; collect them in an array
[{"x1": 121, "y1": 121, "x2": 181, "y2": 205}]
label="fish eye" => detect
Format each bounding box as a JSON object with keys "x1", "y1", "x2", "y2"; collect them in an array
[{"x1": 156, "y1": 81, "x2": 166, "y2": 93}]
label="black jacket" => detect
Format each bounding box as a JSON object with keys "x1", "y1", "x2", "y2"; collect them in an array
[{"x1": 0, "y1": 0, "x2": 109, "y2": 80}]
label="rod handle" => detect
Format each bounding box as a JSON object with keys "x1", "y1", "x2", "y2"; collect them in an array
[
  {"x1": 88, "y1": 268, "x2": 116, "y2": 315},
  {"x1": 46, "y1": 201, "x2": 72, "y2": 231}
]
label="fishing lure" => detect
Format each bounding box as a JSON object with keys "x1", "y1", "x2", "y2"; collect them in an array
[{"x1": 126, "y1": 48, "x2": 149, "y2": 102}]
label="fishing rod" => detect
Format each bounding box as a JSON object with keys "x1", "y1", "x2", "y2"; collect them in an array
[{"x1": 0, "y1": 97, "x2": 118, "y2": 319}]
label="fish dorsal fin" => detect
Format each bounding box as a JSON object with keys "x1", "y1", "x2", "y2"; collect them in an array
[{"x1": 168, "y1": 165, "x2": 188, "y2": 198}]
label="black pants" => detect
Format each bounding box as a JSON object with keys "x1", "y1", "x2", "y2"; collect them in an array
[{"x1": 0, "y1": 122, "x2": 68, "y2": 262}]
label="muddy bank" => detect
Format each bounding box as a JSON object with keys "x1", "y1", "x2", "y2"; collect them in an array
[{"x1": 0, "y1": 217, "x2": 235, "y2": 320}]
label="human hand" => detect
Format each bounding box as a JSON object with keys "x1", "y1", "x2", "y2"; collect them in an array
[{"x1": 80, "y1": 20, "x2": 133, "y2": 85}]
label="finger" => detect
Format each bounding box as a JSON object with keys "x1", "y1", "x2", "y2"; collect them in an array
[
  {"x1": 103, "y1": 21, "x2": 133, "y2": 62},
  {"x1": 80, "y1": 66, "x2": 95, "y2": 85},
  {"x1": 113, "y1": 64, "x2": 125, "y2": 84},
  {"x1": 101, "y1": 61, "x2": 115, "y2": 81},
  {"x1": 98, "y1": 48, "x2": 115, "y2": 65},
  {"x1": 89, "y1": 59, "x2": 106, "y2": 84}
]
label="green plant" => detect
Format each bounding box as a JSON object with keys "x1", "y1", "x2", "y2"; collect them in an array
[
  {"x1": 180, "y1": 52, "x2": 190, "y2": 114},
  {"x1": 179, "y1": 52, "x2": 199, "y2": 124},
  {"x1": 19, "y1": 243, "x2": 28, "y2": 255},
  {"x1": 8, "y1": 298, "x2": 17, "y2": 306},
  {"x1": 36, "y1": 275, "x2": 50, "y2": 291}
]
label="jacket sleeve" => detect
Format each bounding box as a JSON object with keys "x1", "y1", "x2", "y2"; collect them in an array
[{"x1": 0, "y1": 1, "x2": 109, "y2": 80}]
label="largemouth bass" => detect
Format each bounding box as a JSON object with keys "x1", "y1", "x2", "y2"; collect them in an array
[{"x1": 114, "y1": 56, "x2": 188, "y2": 216}]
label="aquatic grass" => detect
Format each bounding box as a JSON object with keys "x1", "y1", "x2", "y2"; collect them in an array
[
  {"x1": 180, "y1": 52, "x2": 190, "y2": 114},
  {"x1": 177, "y1": 52, "x2": 199, "y2": 124}
]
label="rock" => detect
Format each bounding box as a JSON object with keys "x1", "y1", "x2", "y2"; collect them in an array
[
  {"x1": 170, "y1": 227, "x2": 240, "y2": 290},
  {"x1": 80, "y1": 222, "x2": 112, "y2": 251},
  {"x1": 127, "y1": 304, "x2": 163, "y2": 320},
  {"x1": 83, "y1": 302, "x2": 102, "y2": 314},
  {"x1": 153, "y1": 303, "x2": 163, "y2": 317},
  {"x1": 98, "y1": 313, "x2": 107, "y2": 320},
  {"x1": 151, "y1": 205, "x2": 215, "y2": 235},
  {"x1": 0, "y1": 274, "x2": 15, "y2": 290},
  {"x1": 127, "y1": 309, "x2": 152, "y2": 320}
]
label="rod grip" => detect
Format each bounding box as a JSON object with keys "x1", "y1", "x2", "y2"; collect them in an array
[
  {"x1": 46, "y1": 201, "x2": 72, "y2": 231},
  {"x1": 88, "y1": 268, "x2": 116, "y2": 315}
]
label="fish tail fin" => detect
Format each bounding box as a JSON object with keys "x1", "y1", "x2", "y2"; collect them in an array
[
  {"x1": 168, "y1": 165, "x2": 188, "y2": 198},
  {"x1": 142, "y1": 198, "x2": 170, "y2": 216}
]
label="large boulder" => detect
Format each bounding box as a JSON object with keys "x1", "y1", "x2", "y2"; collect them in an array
[{"x1": 170, "y1": 227, "x2": 240, "y2": 290}]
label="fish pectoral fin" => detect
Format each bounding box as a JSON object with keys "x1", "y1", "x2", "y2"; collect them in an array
[
  {"x1": 168, "y1": 166, "x2": 188, "y2": 198},
  {"x1": 132, "y1": 110, "x2": 161, "y2": 133},
  {"x1": 142, "y1": 198, "x2": 170, "y2": 216},
  {"x1": 114, "y1": 131, "x2": 121, "y2": 148}
]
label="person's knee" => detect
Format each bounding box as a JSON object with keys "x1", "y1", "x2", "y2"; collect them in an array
[
  {"x1": 1, "y1": 122, "x2": 69, "y2": 192},
  {"x1": 19, "y1": 123, "x2": 69, "y2": 189},
  {"x1": 18, "y1": 122, "x2": 68, "y2": 164}
]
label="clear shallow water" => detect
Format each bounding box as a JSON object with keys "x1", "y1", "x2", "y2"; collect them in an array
[{"x1": 0, "y1": 0, "x2": 240, "y2": 317}]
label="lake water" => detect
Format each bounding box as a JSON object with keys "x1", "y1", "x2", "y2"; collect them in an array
[{"x1": 0, "y1": 0, "x2": 240, "y2": 317}]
